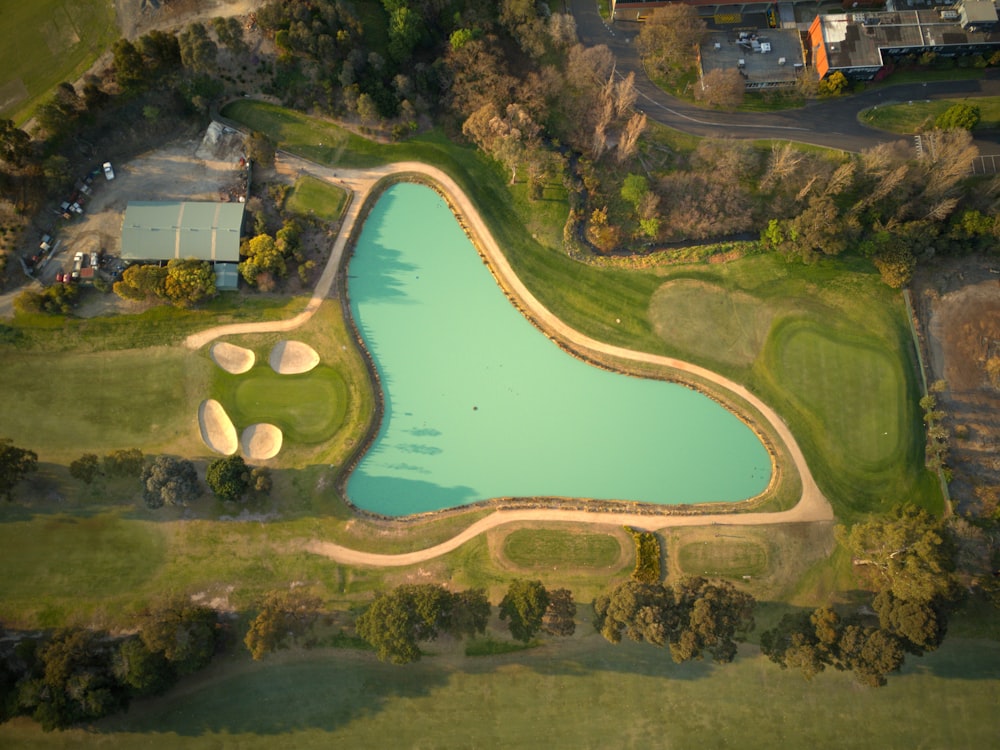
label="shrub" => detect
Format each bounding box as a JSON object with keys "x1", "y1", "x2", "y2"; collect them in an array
[{"x1": 625, "y1": 527, "x2": 662, "y2": 583}]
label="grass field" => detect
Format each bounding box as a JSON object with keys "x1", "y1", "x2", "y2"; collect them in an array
[
  {"x1": 212, "y1": 365, "x2": 349, "y2": 444},
  {"x1": 678, "y1": 539, "x2": 769, "y2": 578},
  {"x1": 859, "y1": 96, "x2": 1000, "y2": 133},
  {"x1": 0, "y1": 0, "x2": 116, "y2": 123},
  {"x1": 286, "y1": 175, "x2": 349, "y2": 222},
  {"x1": 0, "y1": 346, "x2": 210, "y2": 461},
  {"x1": 502, "y1": 528, "x2": 624, "y2": 569},
  {"x1": 1, "y1": 635, "x2": 996, "y2": 749}
]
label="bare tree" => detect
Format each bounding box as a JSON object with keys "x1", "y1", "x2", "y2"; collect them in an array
[
  {"x1": 614, "y1": 72, "x2": 638, "y2": 118},
  {"x1": 616, "y1": 112, "x2": 647, "y2": 163},
  {"x1": 825, "y1": 160, "x2": 856, "y2": 197},
  {"x1": 566, "y1": 44, "x2": 614, "y2": 91},
  {"x1": 695, "y1": 68, "x2": 745, "y2": 110},
  {"x1": 760, "y1": 143, "x2": 803, "y2": 191}
]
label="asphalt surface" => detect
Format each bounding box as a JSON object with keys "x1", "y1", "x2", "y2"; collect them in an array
[{"x1": 569, "y1": 0, "x2": 1000, "y2": 154}]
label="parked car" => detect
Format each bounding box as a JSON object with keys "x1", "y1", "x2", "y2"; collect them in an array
[
  {"x1": 39, "y1": 234, "x2": 52, "y2": 252},
  {"x1": 91, "y1": 252, "x2": 100, "y2": 269},
  {"x1": 102, "y1": 161, "x2": 115, "y2": 180}
]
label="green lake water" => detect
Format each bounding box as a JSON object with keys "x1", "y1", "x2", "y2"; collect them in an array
[{"x1": 345, "y1": 183, "x2": 771, "y2": 516}]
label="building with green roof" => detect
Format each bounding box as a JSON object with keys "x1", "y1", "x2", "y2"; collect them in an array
[{"x1": 121, "y1": 201, "x2": 245, "y2": 289}]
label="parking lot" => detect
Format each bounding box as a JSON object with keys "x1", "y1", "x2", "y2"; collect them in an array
[{"x1": 35, "y1": 123, "x2": 248, "y2": 290}]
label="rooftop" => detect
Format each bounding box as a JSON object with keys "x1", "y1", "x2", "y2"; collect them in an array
[
  {"x1": 121, "y1": 201, "x2": 245, "y2": 263},
  {"x1": 701, "y1": 29, "x2": 805, "y2": 87},
  {"x1": 815, "y1": 8, "x2": 1000, "y2": 71}
]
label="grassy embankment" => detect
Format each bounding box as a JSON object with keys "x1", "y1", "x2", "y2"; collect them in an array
[
  {"x1": 0, "y1": 0, "x2": 117, "y2": 124},
  {"x1": 859, "y1": 95, "x2": 1000, "y2": 133}
]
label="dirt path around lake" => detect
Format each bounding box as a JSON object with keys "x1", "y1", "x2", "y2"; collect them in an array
[{"x1": 184, "y1": 155, "x2": 833, "y2": 566}]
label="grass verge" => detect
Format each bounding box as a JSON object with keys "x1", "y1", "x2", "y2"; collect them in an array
[{"x1": 859, "y1": 95, "x2": 1000, "y2": 133}]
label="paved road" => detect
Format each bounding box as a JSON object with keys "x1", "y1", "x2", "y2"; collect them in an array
[{"x1": 569, "y1": 0, "x2": 1000, "y2": 154}]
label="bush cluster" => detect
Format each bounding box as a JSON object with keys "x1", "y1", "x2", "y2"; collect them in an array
[{"x1": 625, "y1": 526, "x2": 662, "y2": 583}]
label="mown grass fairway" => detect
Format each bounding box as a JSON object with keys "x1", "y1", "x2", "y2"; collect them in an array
[
  {"x1": 0, "y1": 513, "x2": 166, "y2": 627},
  {"x1": 286, "y1": 175, "x2": 349, "y2": 222},
  {"x1": 860, "y1": 96, "x2": 1000, "y2": 133},
  {"x1": 213, "y1": 365, "x2": 348, "y2": 444},
  {"x1": 649, "y1": 279, "x2": 774, "y2": 368},
  {"x1": 0, "y1": 0, "x2": 116, "y2": 122},
  {"x1": 502, "y1": 528, "x2": 624, "y2": 569},
  {"x1": 0, "y1": 636, "x2": 995, "y2": 749},
  {"x1": 0, "y1": 346, "x2": 210, "y2": 461}
]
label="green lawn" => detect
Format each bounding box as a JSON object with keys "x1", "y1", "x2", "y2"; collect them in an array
[
  {"x1": 502, "y1": 528, "x2": 623, "y2": 569},
  {"x1": 212, "y1": 365, "x2": 349, "y2": 444},
  {"x1": 2, "y1": 635, "x2": 996, "y2": 748},
  {"x1": 0, "y1": 0, "x2": 116, "y2": 123},
  {"x1": 859, "y1": 96, "x2": 1000, "y2": 133},
  {"x1": 0, "y1": 346, "x2": 210, "y2": 461},
  {"x1": 286, "y1": 174, "x2": 349, "y2": 222},
  {"x1": 678, "y1": 539, "x2": 769, "y2": 578}
]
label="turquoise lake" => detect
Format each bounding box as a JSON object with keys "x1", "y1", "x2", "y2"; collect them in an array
[{"x1": 345, "y1": 183, "x2": 771, "y2": 516}]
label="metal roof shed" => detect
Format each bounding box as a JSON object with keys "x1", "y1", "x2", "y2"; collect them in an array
[
  {"x1": 214, "y1": 262, "x2": 239, "y2": 291},
  {"x1": 121, "y1": 201, "x2": 245, "y2": 263}
]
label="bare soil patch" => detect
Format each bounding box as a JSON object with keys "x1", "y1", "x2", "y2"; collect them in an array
[
  {"x1": 210, "y1": 341, "x2": 255, "y2": 374},
  {"x1": 912, "y1": 259, "x2": 1000, "y2": 511}
]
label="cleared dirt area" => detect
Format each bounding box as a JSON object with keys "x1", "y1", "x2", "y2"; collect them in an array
[
  {"x1": 115, "y1": 0, "x2": 266, "y2": 40},
  {"x1": 913, "y1": 259, "x2": 1000, "y2": 513},
  {"x1": 38, "y1": 124, "x2": 248, "y2": 291}
]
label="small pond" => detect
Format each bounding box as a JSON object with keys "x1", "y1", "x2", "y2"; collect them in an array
[{"x1": 345, "y1": 183, "x2": 771, "y2": 516}]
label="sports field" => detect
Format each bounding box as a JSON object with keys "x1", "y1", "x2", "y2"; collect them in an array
[{"x1": 0, "y1": 0, "x2": 116, "y2": 123}]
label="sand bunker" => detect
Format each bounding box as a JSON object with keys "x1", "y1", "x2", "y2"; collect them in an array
[
  {"x1": 241, "y1": 423, "x2": 283, "y2": 460},
  {"x1": 210, "y1": 341, "x2": 255, "y2": 374},
  {"x1": 270, "y1": 340, "x2": 320, "y2": 374},
  {"x1": 199, "y1": 400, "x2": 238, "y2": 455}
]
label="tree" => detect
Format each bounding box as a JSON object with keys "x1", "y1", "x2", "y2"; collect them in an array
[
  {"x1": 836, "y1": 624, "x2": 905, "y2": 687},
  {"x1": 244, "y1": 590, "x2": 321, "y2": 660},
  {"x1": 69, "y1": 454, "x2": 100, "y2": 484},
  {"x1": 164, "y1": 258, "x2": 216, "y2": 307},
  {"x1": 620, "y1": 173, "x2": 650, "y2": 208},
  {"x1": 206, "y1": 455, "x2": 251, "y2": 501},
  {"x1": 838, "y1": 505, "x2": 958, "y2": 604},
  {"x1": 246, "y1": 131, "x2": 275, "y2": 168},
  {"x1": 593, "y1": 577, "x2": 755, "y2": 663},
  {"x1": 543, "y1": 588, "x2": 577, "y2": 637},
  {"x1": 112, "y1": 38, "x2": 147, "y2": 90},
  {"x1": 140, "y1": 456, "x2": 200, "y2": 509},
  {"x1": 637, "y1": 6, "x2": 707, "y2": 80},
  {"x1": 0, "y1": 119, "x2": 30, "y2": 166},
  {"x1": 936, "y1": 102, "x2": 980, "y2": 131},
  {"x1": 103, "y1": 448, "x2": 144, "y2": 478},
  {"x1": 114, "y1": 264, "x2": 167, "y2": 302},
  {"x1": 139, "y1": 598, "x2": 218, "y2": 675},
  {"x1": 0, "y1": 438, "x2": 38, "y2": 501},
  {"x1": 818, "y1": 71, "x2": 849, "y2": 96},
  {"x1": 872, "y1": 590, "x2": 947, "y2": 655},
  {"x1": 356, "y1": 584, "x2": 465, "y2": 664},
  {"x1": 448, "y1": 588, "x2": 491, "y2": 640},
  {"x1": 696, "y1": 68, "x2": 745, "y2": 110},
  {"x1": 499, "y1": 579, "x2": 550, "y2": 643},
  {"x1": 874, "y1": 244, "x2": 916, "y2": 288},
  {"x1": 240, "y1": 234, "x2": 286, "y2": 285},
  {"x1": 21, "y1": 629, "x2": 127, "y2": 731},
  {"x1": 113, "y1": 638, "x2": 176, "y2": 697},
  {"x1": 178, "y1": 23, "x2": 218, "y2": 73}
]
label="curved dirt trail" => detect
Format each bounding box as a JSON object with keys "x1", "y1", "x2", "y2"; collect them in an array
[{"x1": 185, "y1": 155, "x2": 833, "y2": 567}]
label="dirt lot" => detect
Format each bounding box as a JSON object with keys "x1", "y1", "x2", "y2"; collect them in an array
[
  {"x1": 36, "y1": 123, "x2": 249, "y2": 292},
  {"x1": 912, "y1": 259, "x2": 1000, "y2": 513},
  {"x1": 115, "y1": 0, "x2": 266, "y2": 40}
]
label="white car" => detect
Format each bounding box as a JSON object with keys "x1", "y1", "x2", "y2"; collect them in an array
[{"x1": 102, "y1": 162, "x2": 115, "y2": 180}]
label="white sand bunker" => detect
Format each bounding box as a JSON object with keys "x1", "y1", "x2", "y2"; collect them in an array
[
  {"x1": 210, "y1": 341, "x2": 255, "y2": 374},
  {"x1": 241, "y1": 423, "x2": 283, "y2": 460},
  {"x1": 269, "y1": 340, "x2": 320, "y2": 374},
  {"x1": 199, "y1": 400, "x2": 238, "y2": 455}
]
